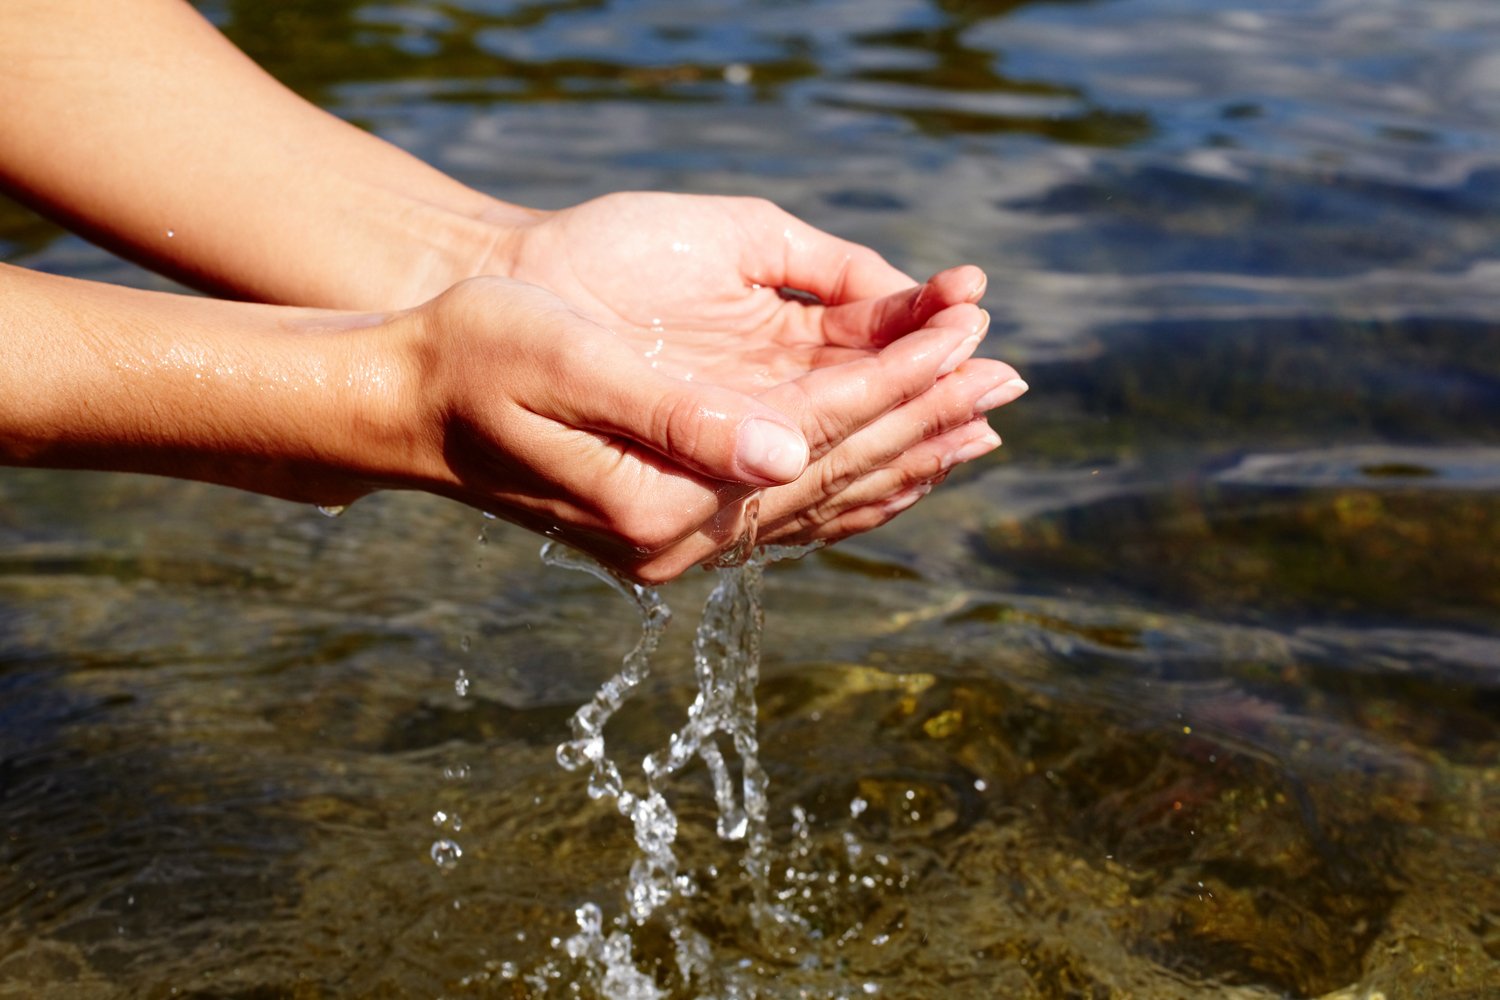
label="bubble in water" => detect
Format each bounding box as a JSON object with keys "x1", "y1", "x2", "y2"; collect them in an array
[
  {"x1": 430, "y1": 838, "x2": 462, "y2": 870},
  {"x1": 454, "y1": 669, "x2": 471, "y2": 698},
  {"x1": 433, "y1": 809, "x2": 462, "y2": 832},
  {"x1": 442, "y1": 762, "x2": 471, "y2": 782}
]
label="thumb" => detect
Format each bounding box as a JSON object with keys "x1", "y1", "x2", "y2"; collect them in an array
[{"x1": 572, "y1": 361, "x2": 810, "y2": 487}]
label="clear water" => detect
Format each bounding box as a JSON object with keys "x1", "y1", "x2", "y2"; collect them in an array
[{"x1": 3, "y1": 0, "x2": 1499, "y2": 997}]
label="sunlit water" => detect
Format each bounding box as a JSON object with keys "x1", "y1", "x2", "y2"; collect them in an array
[{"x1": 3, "y1": 0, "x2": 1500, "y2": 997}]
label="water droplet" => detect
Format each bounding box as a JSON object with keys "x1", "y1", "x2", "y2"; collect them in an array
[
  {"x1": 166, "y1": 229, "x2": 175, "y2": 239},
  {"x1": 316, "y1": 505, "x2": 346, "y2": 519},
  {"x1": 430, "y1": 838, "x2": 462, "y2": 869}
]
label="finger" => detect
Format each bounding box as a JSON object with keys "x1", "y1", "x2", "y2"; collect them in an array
[
  {"x1": 554, "y1": 336, "x2": 811, "y2": 488},
  {"x1": 785, "y1": 358, "x2": 1020, "y2": 503},
  {"x1": 817, "y1": 265, "x2": 990, "y2": 349},
  {"x1": 822, "y1": 417, "x2": 1001, "y2": 520},
  {"x1": 620, "y1": 401, "x2": 1004, "y2": 584},
  {"x1": 617, "y1": 395, "x2": 995, "y2": 585},
  {"x1": 762, "y1": 417, "x2": 1003, "y2": 547},
  {"x1": 755, "y1": 356, "x2": 1015, "y2": 543},
  {"x1": 738, "y1": 198, "x2": 917, "y2": 303},
  {"x1": 759, "y1": 307, "x2": 993, "y2": 460}
]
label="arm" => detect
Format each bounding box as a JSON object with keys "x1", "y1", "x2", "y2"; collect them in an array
[
  {"x1": 0, "y1": 0, "x2": 1028, "y2": 577},
  {"x1": 0, "y1": 2, "x2": 986, "y2": 339},
  {"x1": 0, "y1": 263, "x2": 1013, "y2": 580},
  {"x1": 0, "y1": 263, "x2": 400, "y2": 499},
  {"x1": 0, "y1": 0, "x2": 502, "y2": 309}
]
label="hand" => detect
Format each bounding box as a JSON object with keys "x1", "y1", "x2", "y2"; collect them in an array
[
  {"x1": 482, "y1": 192, "x2": 1027, "y2": 569},
  {"x1": 373, "y1": 276, "x2": 1015, "y2": 582},
  {"x1": 493, "y1": 192, "x2": 991, "y2": 388}
]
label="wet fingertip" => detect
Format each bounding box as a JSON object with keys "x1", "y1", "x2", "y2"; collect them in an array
[
  {"x1": 947, "y1": 427, "x2": 1002, "y2": 466},
  {"x1": 962, "y1": 266, "x2": 988, "y2": 303},
  {"x1": 922, "y1": 265, "x2": 986, "y2": 306},
  {"x1": 974, "y1": 377, "x2": 1029, "y2": 412},
  {"x1": 882, "y1": 481, "x2": 934, "y2": 515},
  {"x1": 938, "y1": 331, "x2": 983, "y2": 377}
]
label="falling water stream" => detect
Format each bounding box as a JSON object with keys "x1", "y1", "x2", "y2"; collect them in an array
[{"x1": 536, "y1": 504, "x2": 821, "y2": 998}]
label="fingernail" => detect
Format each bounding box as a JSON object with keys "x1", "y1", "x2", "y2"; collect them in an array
[
  {"x1": 974, "y1": 377, "x2": 1029, "y2": 412},
  {"x1": 738, "y1": 418, "x2": 809, "y2": 483},
  {"x1": 883, "y1": 482, "x2": 933, "y2": 515},
  {"x1": 966, "y1": 270, "x2": 988, "y2": 302},
  {"x1": 939, "y1": 333, "x2": 982, "y2": 377},
  {"x1": 946, "y1": 428, "x2": 1002, "y2": 466}
]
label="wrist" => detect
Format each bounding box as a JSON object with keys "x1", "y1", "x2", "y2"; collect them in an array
[
  {"x1": 381, "y1": 194, "x2": 543, "y2": 308},
  {"x1": 314, "y1": 305, "x2": 451, "y2": 501}
]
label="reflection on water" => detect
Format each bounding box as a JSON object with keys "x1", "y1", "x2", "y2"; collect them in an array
[{"x1": 3, "y1": 0, "x2": 1500, "y2": 997}]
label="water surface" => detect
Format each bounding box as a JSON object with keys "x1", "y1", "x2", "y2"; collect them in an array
[{"x1": 2, "y1": 1, "x2": 1498, "y2": 997}]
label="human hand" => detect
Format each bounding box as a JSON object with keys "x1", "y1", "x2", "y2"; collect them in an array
[
  {"x1": 369, "y1": 275, "x2": 1016, "y2": 582},
  {"x1": 482, "y1": 193, "x2": 1028, "y2": 563},
  {"x1": 492, "y1": 191, "x2": 989, "y2": 390}
]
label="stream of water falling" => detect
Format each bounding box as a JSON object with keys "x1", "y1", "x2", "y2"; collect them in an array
[{"x1": 539, "y1": 526, "x2": 818, "y2": 999}]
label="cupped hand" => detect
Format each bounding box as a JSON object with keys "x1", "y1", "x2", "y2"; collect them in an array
[
  {"x1": 375, "y1": 276, "x2": 1019, "y2": 582},
  {"x1": 638, "y1": 310, "x2": 1029, "y2": 580},
  {"x1": 476, "y1": 192, "x2": 1027, "y2": 576},
  {"x1": 492, "y1": 191, "x2": 989, "y2": 390}
]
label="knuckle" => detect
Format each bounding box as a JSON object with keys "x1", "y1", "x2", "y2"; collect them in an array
[
  {"x1": 647, "y1": 391, "x2": 703, "y2": 460},
  {"x1": 907, "y1": 449, "x2": 948, "y2": 485},
  {"x1": 612, "y1": 504, "x2": 690, "y2": 555},
  {"x1": 631, "y1": 556, "x2": 687, "y2": 587},
  {"x1": 807, "y1": 395, "x2": 858, "y2": 458},
  {"x1": 814, "y1": 452, "x2": 859, "y2": 497}
]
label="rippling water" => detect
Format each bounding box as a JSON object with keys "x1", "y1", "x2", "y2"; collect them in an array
[{"x1": 2, "y1": 1, "x2": 1498, "y2": 997}]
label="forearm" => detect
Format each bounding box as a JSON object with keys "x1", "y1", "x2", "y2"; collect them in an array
[
  {"x1": 0, "y1": 262, "x2": 419, "y2": 501},
  {"x1": 0, "y1": 0, "x2": 528, "y2": 310}
]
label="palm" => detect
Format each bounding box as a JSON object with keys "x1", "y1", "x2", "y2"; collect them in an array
[{"x1": 501, "y1": 192, "x2": 928, "y2": 390}]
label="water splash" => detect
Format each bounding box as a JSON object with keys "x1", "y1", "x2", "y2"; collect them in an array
[
  {"x1": 542, "y1": 524, "x2": 822, "y2": 991},
  {"x1": 564, "y1": 904, "x2": 667, "y2": 1000},
  {"x1": 543, "y1": 541, "x2": 672, "y2": 804}
]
